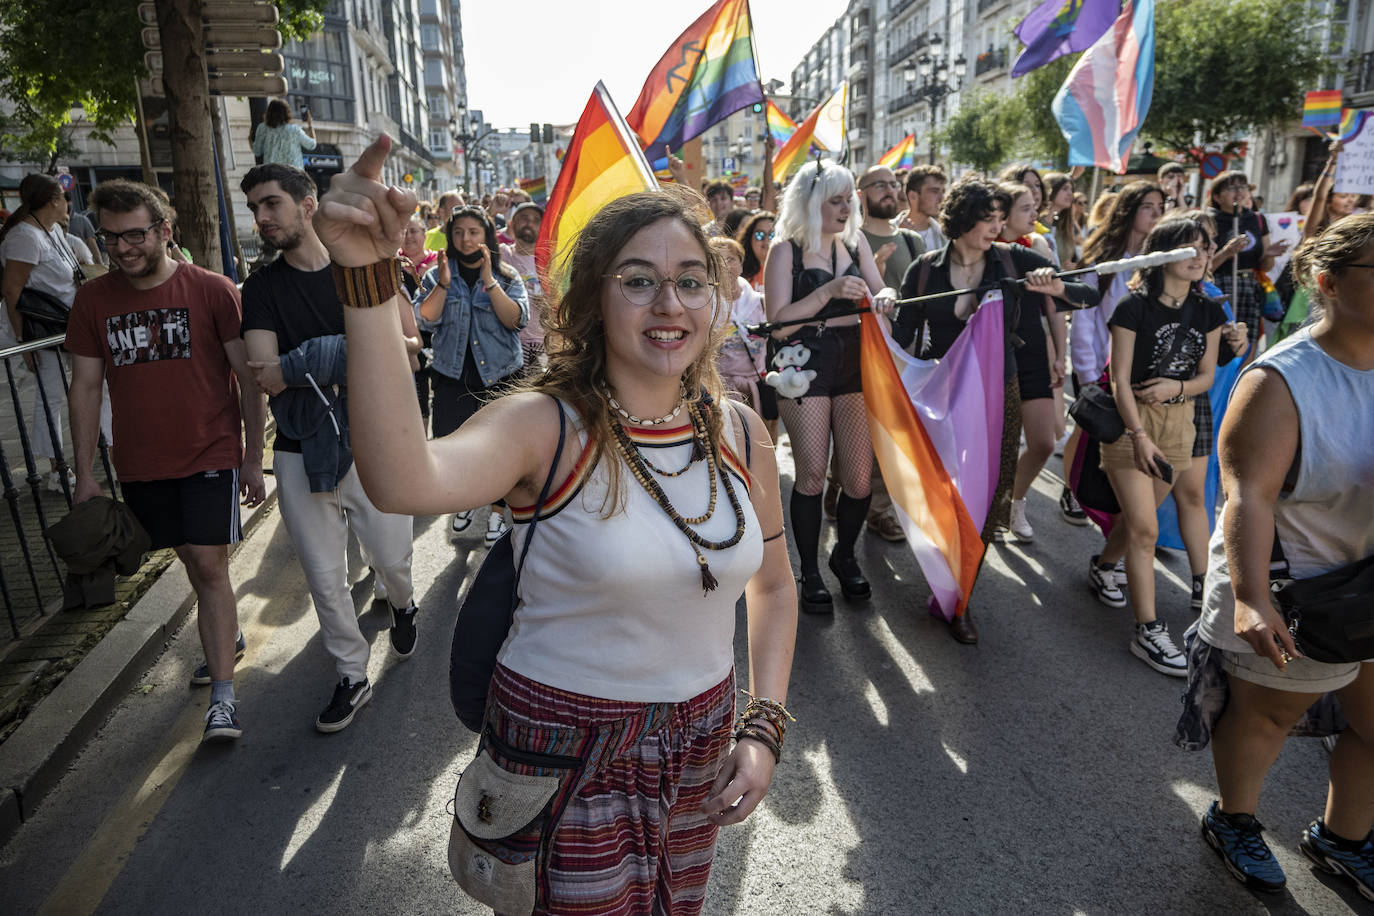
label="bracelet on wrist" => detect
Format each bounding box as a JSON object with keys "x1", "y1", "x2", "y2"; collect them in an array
[
  {"x1": 333, "y1": 258, "x2": 404, "y2": 309},
  {"x1": 483, "y1": 278, "x2": 499, "y2": 292}
]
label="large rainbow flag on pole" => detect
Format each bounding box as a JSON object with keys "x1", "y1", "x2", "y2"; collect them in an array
[
  {"x1": 625, "y1": 0, "x2": 764, "y2": 156},
  {"x1": 876, "y1": 134, "x2": 917, "y2": 170},
  {"x1": 771, "y1": 82, "x2": 847, "y2": 184},
  {"x1": 766, "y1": 99, "x2": 797, "y2": 146},
  {"x1": 860, "y1": 294, "x2": 1006, "y2": 620},
  {"x1": 535, "y1": 82, "x2": 658, "y2": 280},
  {"x1": 1051, "y1": 0, "x2": 1155, "y2": 174}
]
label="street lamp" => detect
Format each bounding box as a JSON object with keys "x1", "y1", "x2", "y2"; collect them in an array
[
  {"x1": 453, "y1": 113, "x2": 499, "y2": 196},
  {"x1": 904, "y1": 33, "x2": 965, "y2": 163}
]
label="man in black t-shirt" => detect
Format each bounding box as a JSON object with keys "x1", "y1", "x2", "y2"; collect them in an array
[{"x1": 239, "y1": 163, "x2": 420, "y2": 735}]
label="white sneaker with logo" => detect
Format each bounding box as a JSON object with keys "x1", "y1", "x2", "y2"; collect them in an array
[{"x1": 1132, "y1": 621, "x2": 1187, "y2": 676}]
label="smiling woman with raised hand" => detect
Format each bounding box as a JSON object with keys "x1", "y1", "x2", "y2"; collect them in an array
[{"x1": 317, "y1": 135, "x2": 797, "y2": 916}]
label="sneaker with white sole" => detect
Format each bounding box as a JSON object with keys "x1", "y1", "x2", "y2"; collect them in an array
[
  {"x1": 1059, "y1": 486, "x2": 1089, "y2": 526},
  {"x1": 1089, "y1": 555, "x2": 1127, "y2": 608},
  {"x1": 1299, "y1": 819, "x2": 1374, "y2": 902},
  {"x1": 390, "y1": 601, "x2": 418, "y2": 657},
  {"x1": 450, "y1": 510, "x2": 474, "y2": 535},
  {"x1": 190, "y1": 631, "x2": 247, "y2": 686},
  {"x1": 485, "y1": 510, "x2": 510, "y2": 548},
  {"x1": 316, "y1": 677, "x2": 371, "y2": 733},
  {"x1": 1114, "y1": 559, "x2": 1128, "y2": 588},
  {"x1": 1007, "y1": 498, "x2": 1033, "y2": 542},
  {"x1": 44, "y1": 469, "x2": 75, "y2": 494},
  {"x1": 202, "y1": 700, "x2": 242, "y2": 743},
  {"x1": 1132, "y1": 621, "x2": 1187, "y2": 676},
  {"x1": 1200, "y1": 801, "x2": 1286, "y2": 892}
]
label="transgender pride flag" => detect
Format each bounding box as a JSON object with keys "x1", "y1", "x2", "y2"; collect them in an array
[
  {"x1": 860, "y1": 294, "x2": 1005, "y2": 621},
  {"x1": 1051, "y1": 0, "x2": 1155, "y2": 174}
]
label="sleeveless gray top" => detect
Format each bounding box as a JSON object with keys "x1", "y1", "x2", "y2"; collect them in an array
[{"x1": 1199, "y1": 328, "x2": 1374, "y2": 654}]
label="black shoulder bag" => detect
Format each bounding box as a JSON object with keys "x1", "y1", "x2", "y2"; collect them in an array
[
  {"x1": 449, "y1": 395, "x2": 567, "y2": 732},
  {"x1": 16, "y1": 221, "x2": 84, "y2": 340},
  {"x1": 1270, "y1": 528, "x2": 1374, "y2": 665}
]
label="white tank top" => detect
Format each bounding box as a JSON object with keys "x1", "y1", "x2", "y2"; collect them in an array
[
  {"x1": 1199, "y1": 329, "x2": 1374, "y2": 654},
  {"x1": 496, "y1": 401, "x2": 763, "y2": 701}
]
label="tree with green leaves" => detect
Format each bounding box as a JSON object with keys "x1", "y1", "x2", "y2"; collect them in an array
[
  {"x1": 936, "y1": 92, "x2": 1022, "y2": 174},
  {"x1": 0, "y1": 0, "x2": 329, "y2": 168}
]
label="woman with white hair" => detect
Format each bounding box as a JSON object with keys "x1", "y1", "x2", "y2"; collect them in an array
[{"x1": 763, "y1": 159, "x2": 895, "y2": 612}]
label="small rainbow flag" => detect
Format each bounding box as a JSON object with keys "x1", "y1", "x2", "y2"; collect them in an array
[
  {"x1": 877, "y1": 134, "x2": 917, "y2": 171},
  {"x1": 771, "y1": 82, "x2": 847, "y2": 184},
  {"x1": 536, "y1": 82, "x2": 658, "y2": 282},
  {"x1": 1302, "y1": 90, "x2": 1343, "y2": 129},
  {"x1": 518, "y1": 176, "x2": 547, "y2": 206},
  {"x1": 766, "y1": 99, "x2": 797, "y2": 146},
  {"x1": 626, "y1": 0, "x2": 764, "y2": 156},
  {"x1": 1333, "y1": 107, "x2": 1371, "y2": 143}
]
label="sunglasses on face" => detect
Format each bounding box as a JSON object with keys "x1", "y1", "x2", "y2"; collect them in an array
[{"x1": 752, "y1": 230, "x2": 775, "y2": 241}]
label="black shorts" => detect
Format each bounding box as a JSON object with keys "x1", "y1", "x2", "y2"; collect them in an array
[
  {"x1": 1014, "y1": 336, "x2": 1053, "y2": 401},
  {"x1": 122, "y1": 469, "x2": 242, "y2": 550},
  {"x1": 772, "y1": 324, "x2": 863, "y2": 399}
]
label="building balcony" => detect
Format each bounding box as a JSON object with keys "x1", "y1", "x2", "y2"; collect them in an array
[
  {"x1": 888, "y1": 0, "x2": 919, "y2": 22},
  {"x1": 1347, "y1": 51, "x2": 1374, "y2": 104},
  {"x1": 851, "y1": 31, "x2": 870, "y2": 56},
  {"x1": 847, "y1": 56, "x2": 869, "y2": 79},
  {"x1": 977, "y1": 0, "x2": 1008, "y2": 15},
  {"x1": 851, "y1": 95, "x2": 870, "y2": 116},
  {"x1": 888, "y1": 32, "x2": 929, "y2": 67},
  {"x1": 888, "y1": 88, "x2": 920, "y2": 116},
  {"x1": 974, "y1": 47, "x2": 1008, "y2": 77}
]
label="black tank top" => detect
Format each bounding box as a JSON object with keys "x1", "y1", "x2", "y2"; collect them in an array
[{"x1": 791, "y1": 240, "x2": 862, "y2": 321}]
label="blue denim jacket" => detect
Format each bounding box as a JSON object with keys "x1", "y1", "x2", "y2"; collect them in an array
[{"x1": 415, "y1": 262, "x2": 528, "y2": 386}]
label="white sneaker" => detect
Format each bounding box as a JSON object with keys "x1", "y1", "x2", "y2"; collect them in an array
[
  {"x1": 1089, "y1": 555, "x2": 1127, "y2": 608},
  {"x1": 484, "y1": 510, "x2": 510, "y2": 548},
  {"x1": 1131, "y1": 621, "x2": 1187, "y2": 676},
  {"x1": 1053, "y1": 430, "x2": 1069, "y2": 457},
  {"x1": 1008, "y1": 498, "x2": 1033, "y2": 542},
  {"x1": 1114, "y1": 559, "x2": 1128, "y2": 588},
  {"x1": 450, "y1": 510, "x2": 474, "y2": 535},
  {"x1": 44, "y1": 469, "x2": 74, "y2": 493}
]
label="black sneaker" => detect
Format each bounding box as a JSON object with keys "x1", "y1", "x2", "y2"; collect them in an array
[
  {"x1": 190, "y1": 632, "x2": 247, "y2": 687},
  {"x1": 1191, "y1": 573, "x2": 1205, "y2": 613},
  {"x1": 316, "y1": 677, "x2": 372, "y2": 733},
  {"x1": 202, "y1": 700, "x2": 243, "y2": 743},
  {"x1": 390, "y1": 601, "x2": 418, "y2": 657},
  {"x1": 1089, "y1": 555, "x2": 1127, "y2": 608},
  {"x1": 1059, "y1": 486, "x2": 1089, "y2": 526}
]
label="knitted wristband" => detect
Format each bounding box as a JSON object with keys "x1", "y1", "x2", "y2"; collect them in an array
[{"x1": 333, "y1": 258, "x2": 404, "y2": 309}]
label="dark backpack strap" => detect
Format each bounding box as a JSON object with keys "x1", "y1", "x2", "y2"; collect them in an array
[
  {"x1": 903, "y1": 231, "x2": 919, "y2": 262},
  {"x1": 513, "y1": 394, "x2": 567, "y2": 585},
  {"x1": 789, "y1": 240, "x2": 804, "y2": 295}
]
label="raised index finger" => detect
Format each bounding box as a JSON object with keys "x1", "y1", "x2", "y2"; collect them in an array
[{"x1": 353, "y1": 134, "x2": 393, "y2": 182}]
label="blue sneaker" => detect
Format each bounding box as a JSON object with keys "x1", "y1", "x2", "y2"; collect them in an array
[
  {"x1": 1299, "y1": 819, "x2": 1374, "y2": 902},
  {"x1": 202, "y1": 700, "x2": 242, "y2": 743},
  {"x1": 1201, "y1": 801, "x2": 1286, "y2": 892},
  {"x1": 190, "y1": 632, "x2": 247, "y2": 686}
]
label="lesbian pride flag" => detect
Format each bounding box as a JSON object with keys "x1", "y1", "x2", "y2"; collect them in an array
[
  {"x1": 860, "y1": 294, "x2": 1005, "y2": 620},
  {"x1": 536, "y1": 83, "x2": 658, "y2": 280},
  {"x1": 876, "y1": 134, "x2": 917, "y2": 171},
  {"x1": 1051, "y1": 0, "x2": 1155, "y2": 174}
]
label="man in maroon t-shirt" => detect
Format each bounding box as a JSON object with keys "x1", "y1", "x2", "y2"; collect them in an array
[{"x1": 66, "y1": 179, "x2": 266, "y2": 744}]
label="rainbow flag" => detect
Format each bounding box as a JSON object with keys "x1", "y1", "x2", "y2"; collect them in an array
[
  {"x1": 1333, "y1": 107, "x2": 1371, "y2": 143},
  {"x1": 518, "y1": 175, "x2": 547, "y2": 206},
  {"x1": 535, "y1": 82, "x2": 658, "y2": 280},
  {"x1": 1012, "y1": 0, "x2": 1119, "y2": 77},
  {"x1": 876, "y1": 134, "x2": 917, "y2": 171},
  {"x1": 860, "y1": 293, "x2": 1005, "y2": 620},
  {"x1": 771, "y1": 82, "x2": 847, "y2": 184},
  {"x1": 766, "y1": 99, "x2": 797, "y2": 146},
  {"x1": 1302, "y1": 90, "x2": 1343, "y2": 129},
  {"x1": 625, "y1": 0, "x2": 764, "y2": 157},
  {"x1": 1052, "y1": 0, "x2": 1155, "y2": 174}
]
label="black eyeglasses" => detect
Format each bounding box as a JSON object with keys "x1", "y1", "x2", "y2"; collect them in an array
[
  {"x1": 97, "y1": 220, "x2": 166, "y2": 247},
  {"x1": 752, "y1": 230, "x2": 775, "y2": 241}
]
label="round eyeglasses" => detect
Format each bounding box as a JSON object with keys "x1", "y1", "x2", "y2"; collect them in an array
[
  {"x1": 604, "y1": 267, "x2": 715, "y2": 309},
  {"x1": 752, "y1": 230, "x2": 775, "y2": 242}
]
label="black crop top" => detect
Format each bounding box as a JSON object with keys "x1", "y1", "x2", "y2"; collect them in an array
[{"x1": 790, "y1": 240, "x2": 863, "y2": 321}]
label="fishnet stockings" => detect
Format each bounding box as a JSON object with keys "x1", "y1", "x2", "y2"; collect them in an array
[{"x1": 778, "y1": 393, "x2": 873, "y2": 498}]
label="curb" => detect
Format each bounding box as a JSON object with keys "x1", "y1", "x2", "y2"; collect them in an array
[{"x1": 0, "y1": 478, "x2": 278, "y2": 847}]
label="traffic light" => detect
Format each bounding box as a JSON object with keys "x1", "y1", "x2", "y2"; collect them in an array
[
  {"x1": 530, "y1": 122, "x2": 540, "y2": 143},
  {"x1": 542, "y1": 123, "x2": 554, "y2": 144},
  {"x1": 751, "y1": 102, "x2": 764, "y2": 114}
]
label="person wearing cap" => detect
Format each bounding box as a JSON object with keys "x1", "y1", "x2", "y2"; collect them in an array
[{"x1": 500, "y1": 201, "x2": 547, "y2": 374}]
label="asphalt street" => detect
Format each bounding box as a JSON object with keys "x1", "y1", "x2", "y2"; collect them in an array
[{"x1": 0, "y1": 446, "x2": 1368, "y2": 915}]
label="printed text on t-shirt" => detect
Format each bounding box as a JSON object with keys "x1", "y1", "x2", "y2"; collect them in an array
[{"x1": 106, "y1": 309, "x2": 192, "y2": 366}]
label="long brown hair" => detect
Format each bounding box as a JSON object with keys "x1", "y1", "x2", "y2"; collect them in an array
[
  {"x1": 531, "y1": 188, "x2": 728, "y2": 514},
  {"x1": 1082, "y1": 180, "x2": 1163, "y2": 268},
  {"x1": 0, "y1": 173, "x2": 62, "y2": 246}
]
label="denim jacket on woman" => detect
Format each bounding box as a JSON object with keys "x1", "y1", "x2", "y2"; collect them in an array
[{"x1": 415, "y1": 262, "x2": 528, "y2": 387}]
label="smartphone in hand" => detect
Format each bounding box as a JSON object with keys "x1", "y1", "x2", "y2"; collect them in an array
[{"x1": 1153, "y1": 455, "x2": 1174, "y2": 484}]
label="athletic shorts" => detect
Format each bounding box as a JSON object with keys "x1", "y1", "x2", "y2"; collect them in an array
[{"x1": 121, "y1": 468, "x2": 242, "y2": 550}]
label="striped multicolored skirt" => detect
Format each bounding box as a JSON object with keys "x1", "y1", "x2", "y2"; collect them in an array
[{"x1": 473, "y1": 664, "x2": 736, "y2": 915}]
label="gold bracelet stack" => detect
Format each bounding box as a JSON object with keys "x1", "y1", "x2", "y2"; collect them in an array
[
  {"x1": 733, "y1": 691, "x2": 794, "y2": 763},
  {"x1": 332, "y1": 258, "x2": 404, "y2": 309}
]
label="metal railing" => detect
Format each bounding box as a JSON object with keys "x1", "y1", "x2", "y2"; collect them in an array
[
  {"x1": 1347, "y1": 51, "x2": 1374, "y2": 98},
  {"x1": 974, "y1": 47, "x2": 1008, "y2": 76},
  {"x1": 0, "y1": 335, "x2": 118, "y2": 639}
]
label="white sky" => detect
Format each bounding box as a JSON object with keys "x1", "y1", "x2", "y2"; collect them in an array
[{"x1": 461, "y1": 0, "x2": 851, "y2": 128}]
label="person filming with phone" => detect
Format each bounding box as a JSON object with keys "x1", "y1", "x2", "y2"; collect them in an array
[
  {"x1": 251, "y1": 99, "x2": 317, "y2": 171},
  {"x1": 1090, "y1": 217, "x2": 1227, "y2": 677}
]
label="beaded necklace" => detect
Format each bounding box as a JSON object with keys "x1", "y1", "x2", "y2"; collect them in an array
[
  {"x1": 608, "y1": 399, "x2": 747, "y2": 594},
  {"x1": 603, "y1": 382, "x2": 687, "y2": 426}
]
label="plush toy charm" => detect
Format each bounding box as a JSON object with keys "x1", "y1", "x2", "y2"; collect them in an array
[{"x1": 765, "y1": 342, "x2": 816, "y2": 399}]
